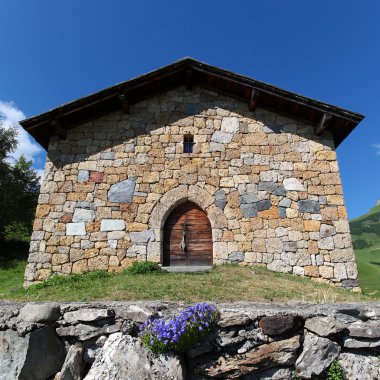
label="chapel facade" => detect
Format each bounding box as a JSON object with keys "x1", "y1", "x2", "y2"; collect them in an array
[{"x1": 21, "y1": 58, "x2": 364, "y2": 288}]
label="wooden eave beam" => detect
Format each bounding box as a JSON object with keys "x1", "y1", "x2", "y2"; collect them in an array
[
  {"x1": 249, "y1": 88, "x2": 259, "y2": 111},
  {"x1": 118, "y1": 93, "x2": 130, "y2": 114},
  {"x1": 49, "y1": 119, "x2": 66, "y2": 139},
  {"x1": 314, "y1": 112, "x2": 332, "y2": 135},
  {"x1": 185, "y1": 69, "x2": 193, "y2": 90}
]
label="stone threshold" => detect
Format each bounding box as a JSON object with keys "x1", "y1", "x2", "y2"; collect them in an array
[{"x1": 161, "y1": 266, "x2": 212, "y2": 273}]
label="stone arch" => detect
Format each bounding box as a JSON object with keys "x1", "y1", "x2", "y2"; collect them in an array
[{"x1": 147, "y1": 185, "x2": 227, "y2": 264}]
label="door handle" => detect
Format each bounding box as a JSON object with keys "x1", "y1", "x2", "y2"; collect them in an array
[
  {"x1": 179, "y1": 230, "x2": 186, "y2": 252},
  {"x1": 179, "y1": 221, "x2": 188, "y2": 253}
]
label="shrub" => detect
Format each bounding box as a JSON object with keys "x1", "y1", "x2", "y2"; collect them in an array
[
  {"x1": 327, "y1": 360, "x2": 346, "y2": 380},
  {"x1": 126, "y1": 261, "x2": 162, "y2": 274},
  {"x1": 140, "y1": 302, "x2": 219, "y2": 354},
  {"x1": 352, "y1": 239, "x2": 368, "y2": 250}
]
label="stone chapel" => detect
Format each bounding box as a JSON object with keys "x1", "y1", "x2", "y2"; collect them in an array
[{"x1": 21, "y1": 58, "x2": 364, "y2": 288}]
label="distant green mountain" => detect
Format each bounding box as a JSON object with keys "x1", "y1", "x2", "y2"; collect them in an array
[{"x1": 350, "y1": 205, "x2": 380, "y2": 295}]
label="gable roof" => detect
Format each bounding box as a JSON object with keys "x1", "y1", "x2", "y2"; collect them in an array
[{"x1": 20, "y1": 57, "x2": 364, "y2": 149}]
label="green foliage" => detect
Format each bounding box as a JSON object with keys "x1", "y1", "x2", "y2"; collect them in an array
[
  {"x1": 0, "y1": 124, "x2": 40, "y2": 240},
  {"x1": 350, "y1": 205, "x2": 380, "y2": 295},
  {"x1": 4, "y1": 223, "x2": 31, "y2": 242},
  {"x1": 0, "y1": 126, "x2": 17, "y2": 160},
  {"x1": 126, "y1": 261, "x2": 162, "y2": 274},
  {"x1": 327, "y1": 360, "x2": 345, "y2": 380},
  {"x1": 352, "y1": 239, "x2": 368, "y2": 250},
  {"x1": 27, "y1": 270, "x2": 111, "y2": 291}
]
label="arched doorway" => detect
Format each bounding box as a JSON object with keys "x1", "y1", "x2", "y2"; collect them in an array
[{"x1": 163, "y1": 202, "x2": 212, "y2": 266}]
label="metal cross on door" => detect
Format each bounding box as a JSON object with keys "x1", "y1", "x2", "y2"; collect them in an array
[{"x1": 163, "y1": 202, "x2": 212, "y2": 266}]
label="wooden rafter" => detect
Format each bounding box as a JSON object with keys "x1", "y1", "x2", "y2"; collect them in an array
[
  {"x1": 49, "y1": 119, "x2": 66, "y2": 139},
  {"x1": 185, "y1": 69, "x2": 193, "y2": 90},
  {"x1": 19, "y1": 58, "x2": 364, "y2": 150},
  {"x1": 118, "y1": 93, "x2": 130, "y2": 114},
  {"x1": 314, "y1": 112, "x2": 332, "y2": 135},
  {"x1": 249, "y1": 88, "x2": 259, "y2": 111}
]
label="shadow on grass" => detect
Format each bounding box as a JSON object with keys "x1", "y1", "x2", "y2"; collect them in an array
[{"x1": 0, "y1": 240, "x2": 29, "y2": 268}]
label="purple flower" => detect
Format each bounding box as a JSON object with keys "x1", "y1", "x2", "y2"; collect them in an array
[{"x1": 140, "y1": 303, "x2": 219, "y2": 354}]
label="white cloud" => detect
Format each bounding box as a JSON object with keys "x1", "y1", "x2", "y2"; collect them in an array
[
  {"x1": 372, "y1": 144, "x2": 380, "y2": 155},
  {"x1": 36, "y1": 168, "x2": 45, "y2": 185},
  {"x1": 0, "y1": 101, "x2": 43, "y2": 163}
]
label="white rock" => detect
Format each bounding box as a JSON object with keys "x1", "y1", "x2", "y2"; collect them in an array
[
  {"x1": 296, "y1": 332, "x2": 340, "y2": 378},
  {"x1": 72, "y1": 209, "x2": 95, "y2": 223},
  {"x1": 100, "y1": 219, "x2": 125, "y2": 232},
  {"x1": 221, "y1": 117, "x2": 240, "y2": 133},
  {"x1": 209, "y1": 142, "x2": 225, "y2": 152},
  {"x1": 318, "y1": 236, "x2": 335, "y2": 250},
  {"x1": 84, "y1": 333, "x2": 185, "y2": 380},
  {"x1": 267, "y1": 260, "x2": 292, "y2": 273},
  {"x1": 211, "y1": 131, "x2": 233, "y2": 144},
  {"x1": 333, "y1": 263, "x2": 348, "y2": 280},
  {"x1": 66, "y1": 223, "x2": 86, "y2": 236},
  {"x1": 64, "y1": 308, "x2": 113, "y2": 324},
  {"x1": 283, "y1": 178, "x2": 306, "y2": 191},
  {"x1": 338, "y1": 352, "x2": 380, "y2": 380}
]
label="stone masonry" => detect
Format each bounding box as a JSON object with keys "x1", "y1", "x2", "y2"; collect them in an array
[
  {"x1": 25, "y1": 85, "x2": 358, "y2": 288},
  {"x1": 1, "y1": 301, "x2": 379, "y2": 379}
]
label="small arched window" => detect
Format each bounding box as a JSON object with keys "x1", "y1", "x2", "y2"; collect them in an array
[{"x1": 183, "y1": 134, "x2": 195, "y2": 153}]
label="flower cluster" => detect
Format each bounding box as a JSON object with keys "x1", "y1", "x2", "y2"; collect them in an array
[{"x1": 140, "y1": 303, "x2": 219, "y2": 354}]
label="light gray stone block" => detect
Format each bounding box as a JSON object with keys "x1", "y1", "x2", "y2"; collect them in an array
[
  {"x1": 320, "y1": 224, "x2": 336, "y2": 238},
  {"x1": 296, "y1": 332, "x2": 340, "y2": 378},
  {"x1": 73, "y1": 208, "x2": 95, "y2": 223},
  {"x1": 100, "y1": 152, "x2": 115, "y2": 160},
  {"x1": 229, "y1": 252, "x2": 245, "y2": 262},
  {"x1": 67, "y1": 223, "x2": 86, "y2": 236},
  {"x1": 279, "y1": 198, "x2": 291, "y2": 208},
  {"x1": 221, "y1": 117, "x2": 240, "y2": 133},
  {"x1": 108, "y1": 178, "x2": 136, "y2": 203},
  {"x1": 283, "y1": 178, "x2": 306, "y2": 191},
  {"x1": 124, "y1": 143, "x2": 135, "y2": 153},
  {"x1": 0, "y1": 327, "x2": 65, "y2": 380},
  {"x1": 100, "y1": 219, "x2": 125, "y2": 232},
  {"x1": 211, "y1": 131, "x2": 233, "y2": 144},
  {"x1": 240, "y1": 204, "x2": 258, "y2": 218},
  {"x1": 240, "y1": 194, "x2": 259, "y2": 204},
  {"x1": 209, "y1": 142, "x2": 225, "y2": 152},
  {"x1": 129, "y1": 230, "x2": 154, "y2": 243},
  {"x1": 78, "y1": 170, "x2": 89, "y2": 183}
]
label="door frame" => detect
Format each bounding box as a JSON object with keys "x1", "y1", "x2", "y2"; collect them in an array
[{"x1": 147, "y1": 185, "x2": 228, "y2": 265}]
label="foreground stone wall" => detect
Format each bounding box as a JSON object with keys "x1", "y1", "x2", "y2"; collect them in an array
[
  {"x1": 0, "y1": 301, "x2": 379, "y2": 379},
  {"x1": 26, "y1": 85, "x2": 357, "y2": 287}
]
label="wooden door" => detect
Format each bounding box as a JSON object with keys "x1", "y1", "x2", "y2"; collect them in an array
[{"x1": 163, "y1": 202, "x2": 212, "y2": 266}]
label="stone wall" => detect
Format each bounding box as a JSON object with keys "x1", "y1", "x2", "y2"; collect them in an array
[
  {"x1": 26, "y1": 85, "x2": 358, "y2": 288},
  {"x1": 0, "y1": 301, "x2": 379, "y2": 379}
]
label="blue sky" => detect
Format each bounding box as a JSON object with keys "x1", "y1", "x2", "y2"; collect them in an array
[{"x1": 0, "y1": 0, "x2": 378, "y2": 219}]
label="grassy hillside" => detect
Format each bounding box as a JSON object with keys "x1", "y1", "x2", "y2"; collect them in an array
[{"x1": 350, "y1": 205, "x2": 380, "y2": 295}]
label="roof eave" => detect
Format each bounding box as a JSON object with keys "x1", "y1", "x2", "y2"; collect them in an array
[{"x1": 19, "y1": 57, "x2": 365, "y2": 149}]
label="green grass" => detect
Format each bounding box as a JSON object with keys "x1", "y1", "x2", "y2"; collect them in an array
[
  {"x1": 0, "y1": 259, "x2": 374, "y2": 303},
  {"x1": 354, "y1": 245, "x2": 380, "y2": 296},
  {"x1": 350, "y1": 205, "x2": 380, "y2": 296},
  {"x1": 0, "y1": 217, "x2": 378, "y2": 302}
]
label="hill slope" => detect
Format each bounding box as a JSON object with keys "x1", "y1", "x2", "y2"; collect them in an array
[{"x1": 350, "y1": 205, "x2": 380, "y2": 295}]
